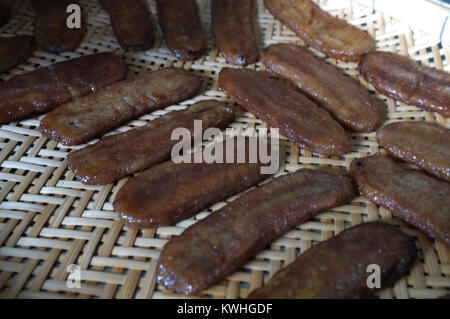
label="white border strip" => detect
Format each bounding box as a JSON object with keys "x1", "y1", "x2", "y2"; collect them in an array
[{"x1": 351, "y1": 0, "x2": 450, "y2": 45}]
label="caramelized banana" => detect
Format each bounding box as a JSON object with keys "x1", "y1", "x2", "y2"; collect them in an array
[
  {"x1": 157, "y1": 169, "x2": 355, "y2": 295},
  {"x1": 40, "y1": 68, "x2": 202, "y2": 145},
  {"x1": 249, "y1": 222, "x2": 416, "y2": 299}
]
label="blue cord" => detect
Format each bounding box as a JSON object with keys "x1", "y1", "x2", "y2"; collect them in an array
[{"x1": 440, "y1": 12, "x2": 449, "y2": 43}]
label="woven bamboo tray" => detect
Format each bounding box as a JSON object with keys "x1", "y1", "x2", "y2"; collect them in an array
[{"x1": 0, "y1": 0, "x2": 449, "y2": 299}]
